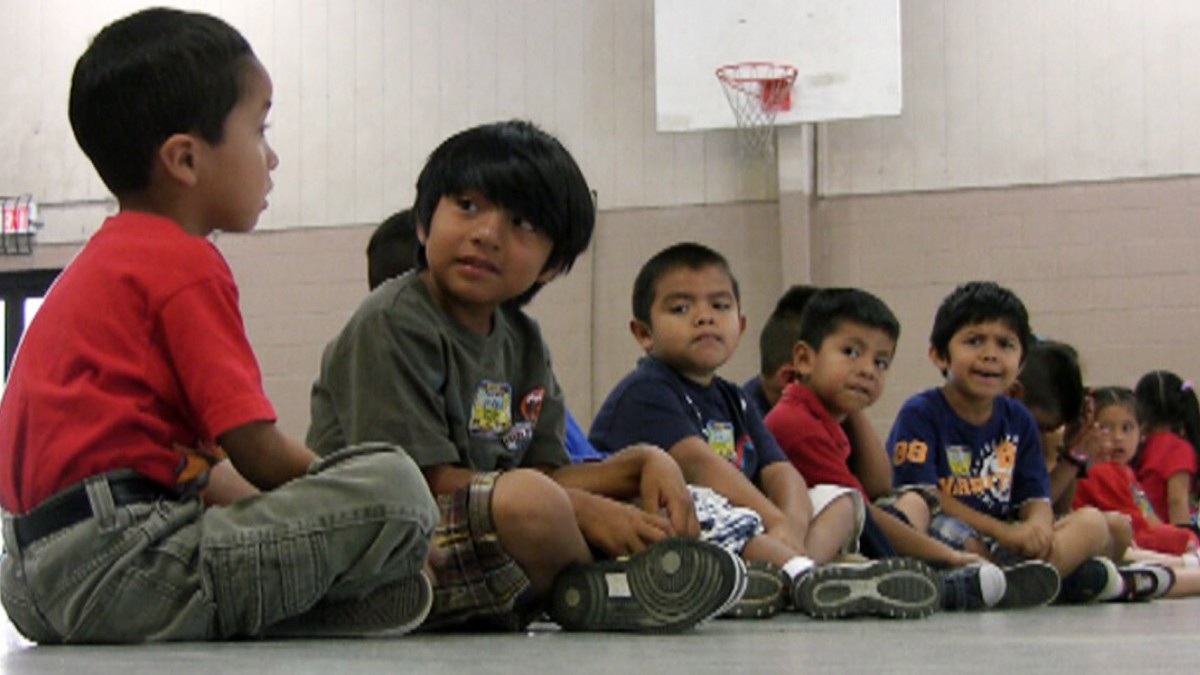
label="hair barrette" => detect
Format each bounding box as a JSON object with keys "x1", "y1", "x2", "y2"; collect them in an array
[{"x1": 1183, "y1": 380, "x2": 1194, "y2": 393}]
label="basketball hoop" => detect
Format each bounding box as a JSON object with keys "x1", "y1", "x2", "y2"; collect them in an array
[{"x1": 716, "y1": 62, "x2": 798, "y2": 158}]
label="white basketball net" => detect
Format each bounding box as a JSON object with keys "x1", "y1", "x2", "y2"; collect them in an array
[{"x1": 716, "y1": 63, "x2": 797, "y2": 158}]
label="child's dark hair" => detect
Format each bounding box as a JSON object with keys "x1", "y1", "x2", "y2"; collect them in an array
[
  {"x1": 758, "y1": 285, "x2": 820, "y2": 376},
  {"x1": 797, "y1": 288, "x2": 899, "y2": 354},
  {"x1": 69, "y1": 8, "x2": 254, "y2": 196},
  {"x1": 930, "y1": 281, "x2": 1033, "y2": 366},
  {"x1": 1017, "y1": 340, "x2": 1084, "y2": 427},
  {"x1": 367, "y1": 209, "x2": 420, "y2": 290},
  {"x1": 632, "y1": 243, "x2": 739, "y2": 325},
  {"x1": 1092, "y1": 386, "x2": 1137, "y2": 419},
  {"x1": 413, "y1": 120, "x2": 595, "y2": 306},
  {"x1": 1134, "y1": 370, "x2": 1200, "y2": 462}
]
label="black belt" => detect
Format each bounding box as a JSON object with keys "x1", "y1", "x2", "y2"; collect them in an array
[{"x1": 12, "y1": 474, "x2": 173, "y2": 548}]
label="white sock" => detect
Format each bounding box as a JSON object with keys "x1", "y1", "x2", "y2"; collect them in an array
[
  {"x1": 782, "y1": 556, "x2": 816, "y2": 581},
  {"x1": 1183, "y1": 551, "x2": 1200, "y2": 569}
]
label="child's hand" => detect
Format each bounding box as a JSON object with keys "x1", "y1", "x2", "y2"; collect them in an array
[
  {"x1": 999, "y1": 520, "x2": 1053, "y2": 560},
  {"x1": 1065, "y1": 394, "x2": 1104, "y2": 460},
  {"x1": 577, "y1": 496, "x2": 674, "y2": 558},
  {"x1": 639, "y1": 449, "x2": 700, "y2": 539}
]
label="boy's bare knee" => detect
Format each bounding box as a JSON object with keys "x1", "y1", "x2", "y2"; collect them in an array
[
  {"x1": 893, "y1": 491, "x2": 932, "y2": 530},
  {"x1": 492, "y1": 469, "x2": 575, "y2": 538}
]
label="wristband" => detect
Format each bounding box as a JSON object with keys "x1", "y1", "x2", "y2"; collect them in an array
[{"x1": 1059, "y1": 448, "x2": 1089, "y2": 477}]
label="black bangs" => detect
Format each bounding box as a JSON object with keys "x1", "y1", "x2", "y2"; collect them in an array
[{"x1": 414, "y1": 121, "x2": 595, "y2": 276}]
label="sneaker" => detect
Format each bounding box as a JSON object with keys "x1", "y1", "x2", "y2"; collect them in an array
[
  {"x1": 1057, "y1": 557, "x2": 1119, "y2": 604},
  {"x1": 548, "y1": 537, "x2": 744, "y2": 633},
  {"x1": 721, "y1": 549, "x2": 751, "y2": 615},
  {"x1": 792, "y1": 557, "x2": 940, "y2": 619},
  {"x1": 996, "y1": 560, "x2": 1061, "y2": 608},
  {"x1": 267, "y1": 571, "x2": 434, "y2": 638},
  {"x1": 1113, "y1": 563, "x2": 1175, "y2": 602},
  {"x1": 939, "y1": 562, "x2": 1006, "y2": 611},
  {"x1": 722, "y1": 561, "x2": 788, "y2": 619}
]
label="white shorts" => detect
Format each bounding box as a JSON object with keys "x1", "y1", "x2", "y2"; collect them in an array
[{"x1": 809, "y1": 483, "x2": 866, "y2": 554}]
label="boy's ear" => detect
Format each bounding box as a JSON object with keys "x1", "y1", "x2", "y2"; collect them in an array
[
  {"x1": 792, "y1": 341, "x2": 816, "y2": 380},
  {"x1": 1008, "y1": 379, "x2": 1024, "y2": 400},
  {"x1": 415, "y1": 219, "x2": 429, "y2": 245},
  {"x1": 928, "y1": 345, "x2": 950, "y2": 373},
  {"x1": 738, "y1": 313, "x2": 747, "y2": 337},
  {"x1": 157, "y1": 133, "x2": 201, "y2": 187},
  {"x1": 771, "y1": 362, "x2": 797, "y2": 386},
  {"x1": 629, "y1": 319, "x2": 654, "y2": 352}
]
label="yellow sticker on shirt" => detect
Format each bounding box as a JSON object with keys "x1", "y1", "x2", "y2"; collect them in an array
[
  {"x1": 706, "y1": 421, "x2": 737, "y2": 463},
  {"x1": 469, "y1": 380, "x2": 512, "y2": 437}
]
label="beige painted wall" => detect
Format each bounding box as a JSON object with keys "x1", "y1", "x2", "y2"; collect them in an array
[{"x1": 10, "y1": 175, "x2": 1197, "y2": 442}]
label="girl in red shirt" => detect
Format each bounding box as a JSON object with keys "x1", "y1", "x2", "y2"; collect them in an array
[{"x1": 1133, "y1": 371, "x2": 1200, "y2": 530}]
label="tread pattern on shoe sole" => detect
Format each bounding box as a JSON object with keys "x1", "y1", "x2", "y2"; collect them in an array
[
  {"x1": 797, "y1": 558, "x2": 940, "y2": 620},
  {"x1": 550, "y1": 538, "x2": 742, "y2": 633},
  {"x1": 723, "y1": 561, "x2": 786, "y2": 619}
]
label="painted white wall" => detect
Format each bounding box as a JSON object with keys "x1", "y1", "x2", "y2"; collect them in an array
[
  {"x1": 0, "y1": 0, "x2": 776, "y2": 245},
  {"x1": 819, "y1": 0, "x2": 1200, "y2": 195}
]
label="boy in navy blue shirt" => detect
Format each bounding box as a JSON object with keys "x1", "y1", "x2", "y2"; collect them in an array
[
  {"x1": 888, "y1": 281, "x2": 1123, "y2": 605},
  {"x1": 591, "y1": 242, "x2": 940, "y2": 619}
]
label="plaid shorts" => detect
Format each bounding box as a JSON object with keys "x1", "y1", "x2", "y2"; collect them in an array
[
  {"x1": 423, "y1": 471, "x2": 533, "y2": 631},
  {"x1": 926, "y1": 513, "x2": 1023, "y2": 567},
  {"x1": 690, "y1": 485, "x2": 765, "y2": 555}
]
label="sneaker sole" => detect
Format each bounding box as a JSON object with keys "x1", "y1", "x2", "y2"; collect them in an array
[
  {"x1": 997, "y1": 561, "x2": 1061, "y2": 609},
  {"x1": 267, "y1": 571, "x2": 434, "y2": 638},
  {"x1": 795, "y1": 558, "x2": 940, "y2": 620},
  {"x1": 723, "y1": 561, "x2": 786, "y2": 619},
  {"x1": 549, "y1": 538, "x2": 742, "y2": 633}
]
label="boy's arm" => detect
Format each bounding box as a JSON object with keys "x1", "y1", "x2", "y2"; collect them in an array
[
  {"x1": 218, "y1": 421, "x2": 317, "y2": 490},
  {"x1": 868, "y1": 503, "x2": 980, "y2": 567},
  {"x1": 550, "y1": 444, "x2": 699, "y2": 538},
  {"x1": 669, "y1": 437, "x2": 796, "y2": 546},
  {"x1": 423, "y1": 464, "x2": 477, "y2": 496},
  {"x1": 938, "y1": 492, "x2": 1053, "y2": 560},
  {"x1": 564, "y1": 488, "x2": 674, "y2": 557},
  {"x1": 843, "y1": 410, "x2": 893, "y2": 499},
  {"x1": 201, "y1": 459, "x2": 260, "y2": 505},
  {"x1": 1166, "y1": 472, "x2": 1193, "y2": 524}
]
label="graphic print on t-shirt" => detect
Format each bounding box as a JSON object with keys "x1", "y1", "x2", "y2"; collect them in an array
[
  {"x1": 469, "y1": 380, "x2": 513, "y2": 438},
  {"x1": 940, "y1": 436, "x2": 1018, "y2": 512}
]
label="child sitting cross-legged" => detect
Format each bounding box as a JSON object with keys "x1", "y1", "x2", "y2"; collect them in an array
[
  {"x1": 589, "y1": 243, "x2": 941, "y2": 620},
  {"x1": 764, "y1": 287, "x2": 1064, "y2": 611},
  {"x1": 308, "y1": 123, "x2": 744, "y2": 634},
  {"x1": 887, "y1": 281, "x2": 1121, "y2": 609}
]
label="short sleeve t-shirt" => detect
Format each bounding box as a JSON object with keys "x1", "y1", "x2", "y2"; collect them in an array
[
  {"x1": 0, "y1": 212, "x2": 275, "y2": 512},
  {"x1": 1136, "y1": 431, "x2": 1198, "y2": 523},
  {"x1": 588, "y1": 356, "x2": 786, "y2": 484},
  {"x1": 307, "y1": 271, "x2": 568, "y2": 472},
  {"x1": 887, "y1": 388, "x2": 1050, "y2": 521},
  {"x1": 765, "y1": 383, "x2": 866, "y2": 496}
]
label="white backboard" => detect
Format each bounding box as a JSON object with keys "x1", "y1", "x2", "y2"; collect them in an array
[{"x1": 654, "y1": 0, "x2": 902, "y2": 132}]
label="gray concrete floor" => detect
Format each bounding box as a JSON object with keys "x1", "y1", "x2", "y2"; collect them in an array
[{"x1": 1, "y1": 599, "x2": 1196, "y2": 674}]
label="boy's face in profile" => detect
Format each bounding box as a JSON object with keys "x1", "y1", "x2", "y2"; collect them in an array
[
  {"x1": 418, "y1": 190, "x2": 557, "y2": 329},
  {"x1": 631, "y1": 264, "x2": 745, "y2": 385},
  {"x1": 931, "y1": 319, "x2": 1023, "y2": 404},
  {"x1": 194, "y1": 58, "x2": 278, "y2": 236},
  {"x1": 793, "y1": 319, "x2": 894, "y2": 420}
]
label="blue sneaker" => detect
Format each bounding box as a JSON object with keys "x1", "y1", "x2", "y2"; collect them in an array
[{"x1": 940, "y1": 562, "x2": 1006, "y2": 611}]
